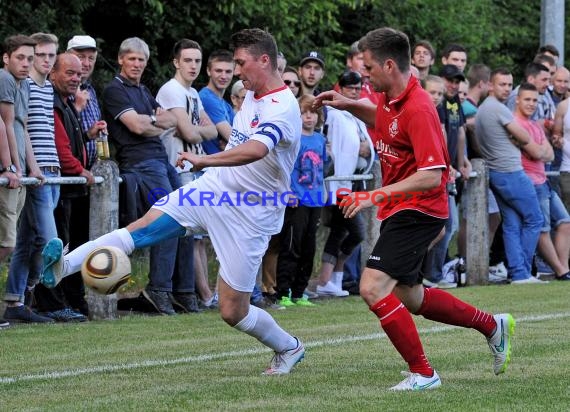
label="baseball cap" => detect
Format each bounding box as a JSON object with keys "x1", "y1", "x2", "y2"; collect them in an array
[
  {"x1": 299, "y1": 51, "x2": 325, "y2": 68},
  {"x1": 439, "y1": 64, "x2": 466, "y2": 81},
  {"x1": 67, "y1": 35, "x2": 97, "y2": 51}
]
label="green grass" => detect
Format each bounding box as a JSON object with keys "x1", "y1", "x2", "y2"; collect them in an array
[{"x1": 1, "y1": 283, "x2": 570, "y2": 411}]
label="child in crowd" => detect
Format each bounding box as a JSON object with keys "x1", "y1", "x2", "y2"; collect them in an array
[
  {"x1": 275, "y1": 95, "x2": 327, "y2": 307},
  {"x1": 423, "y1": 74, "x2": 445, "y2": 110}
]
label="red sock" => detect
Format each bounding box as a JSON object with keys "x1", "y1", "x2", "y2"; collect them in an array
[
  {"x1": 416, "y1": 287, "x2": 497, "y2": 336},
  {"x1": 370, "y1": 294, "x2": 433, "y2": 376}
]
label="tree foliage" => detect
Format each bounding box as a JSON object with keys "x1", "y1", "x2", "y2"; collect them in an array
[{"x1": 0, "y1": 0, "x2": 566, "y2": 93}]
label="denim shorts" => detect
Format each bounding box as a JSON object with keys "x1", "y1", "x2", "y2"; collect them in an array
[{"x1": 535, "y1": 182, "x2": 570, "y2": 232}]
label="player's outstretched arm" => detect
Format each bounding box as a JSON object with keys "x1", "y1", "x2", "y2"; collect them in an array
[
  {"x1": 177, "y1": 140, "x2": 269, "y2": 171},
  {"x1": 314, "y1": 90, "x2": 377, "y2": 128}
]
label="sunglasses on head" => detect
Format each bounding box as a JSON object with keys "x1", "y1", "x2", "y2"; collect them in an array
[{"x1": 284, "y1": 79, "x2": 301, "y2": 87}]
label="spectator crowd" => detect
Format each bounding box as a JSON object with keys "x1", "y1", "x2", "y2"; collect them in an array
[{"x1": 1, "y1": 30, "x2": 569, "y2": 331}]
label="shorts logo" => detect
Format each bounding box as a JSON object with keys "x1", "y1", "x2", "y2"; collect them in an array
[
  {"x1": 369, "y1": 255, "x2": 381, "y2": 261},
  {"x1": 250, "y1": 113, "x2": 260, "y2": 128}
]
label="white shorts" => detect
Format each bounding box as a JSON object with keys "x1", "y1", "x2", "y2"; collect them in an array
[{"x1": 152, "y1": 178, "x2": 271, "y2": 292}]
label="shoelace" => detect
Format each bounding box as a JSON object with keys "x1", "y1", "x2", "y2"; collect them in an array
[{"x1": 269, "y1": 352, "x2": 284, "y2": 370}]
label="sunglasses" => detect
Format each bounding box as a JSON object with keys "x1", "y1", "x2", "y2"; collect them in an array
[{"x1": 284, "y1": 79, "x2": 301, "y2": 87}]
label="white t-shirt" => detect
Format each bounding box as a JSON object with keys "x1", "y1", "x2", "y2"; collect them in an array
[
  {"x1": 199, "y1": 85, "x2": 301, "y2": 234},
  {"x1": 156, "y1": 79, "x2": 205, "y2": 173}
]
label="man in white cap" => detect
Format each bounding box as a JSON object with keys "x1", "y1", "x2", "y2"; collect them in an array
[{"x1": 67, "y1": 35, "x2": 107, "y2": 169}]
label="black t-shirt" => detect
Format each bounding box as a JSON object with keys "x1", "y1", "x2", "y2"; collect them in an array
[
  {"x1": 102, "y1": 75, "x2": 167, "y2": 166},
  {"x1": 437, "y1": 94, "x2": 465, "y2": 168}
]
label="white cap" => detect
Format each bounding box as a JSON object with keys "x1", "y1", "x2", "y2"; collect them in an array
[{"x1": 67, "y1": 35, "x2": 97, "y2": 51}]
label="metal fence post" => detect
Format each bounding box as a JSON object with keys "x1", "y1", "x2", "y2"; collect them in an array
[
  {"x1": 465, "y1": 159, "x2": 489, "y2": 285},
  {"x1": 87, "y1": 160, "x2": 120, "y2": 319}
]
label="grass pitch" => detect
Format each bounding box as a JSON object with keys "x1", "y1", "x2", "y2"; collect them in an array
[{"x1": 1, "y1": 283, "x2": 570, "y2": 411}]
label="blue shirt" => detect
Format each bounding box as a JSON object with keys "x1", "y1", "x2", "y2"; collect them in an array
[
  {"x1": 290, "y1": 131, "x2": 327, "y2": 207},
  {"x1": 198, "y1": 86, "x2": 234, "y2": 154}
]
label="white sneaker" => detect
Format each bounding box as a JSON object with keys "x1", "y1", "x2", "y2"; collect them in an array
[
  {"x1": 263, "y1": 338, "x2": 305, "y2": 375},
  {"x1": 303, "y1": 289, "x2": 319, "y2": 299},
  {"x1": 436, "y1": 279, "x2": 457, "y2": 289},
  {"x1": 511, "y1": 276, "x2": 549, "y2": 285},
  {"x1": 442, "y1": 257, "x2": 460, "y2": 282},
  {"x1": 422, "y1": 278, "x2": 439, "y2": 288},
  {"x1": 489, "y1": 262, "x2": 508, "y2": 278},
  {"x1": 489, "y1": 262, "x2": 509, "y2": 283},
  {"x1": 487, "y1": 314, "x2": 515, "y2": 375},
  {"x1": 389, "y1": 370, "x2": 441, "y2": 391},
  {"x1": 316, "y1": 281, "x2": 349, "y2": 297}
]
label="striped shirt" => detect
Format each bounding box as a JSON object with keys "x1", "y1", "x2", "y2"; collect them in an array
[
  {"x1": 27, "y1": 77, "x2": 59, "y2": 168},
  {"x1": 70, "y1": 82, "x2": 102, "y2": 168}
]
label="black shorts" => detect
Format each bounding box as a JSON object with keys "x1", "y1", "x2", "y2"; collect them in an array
[{"x1": 366, "y1": 210, "x2": 445, "y2": 286}]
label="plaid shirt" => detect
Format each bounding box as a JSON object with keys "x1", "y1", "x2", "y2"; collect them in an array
[{"x1": 70, "y1": 82, "x2": 102, "y2": 169}]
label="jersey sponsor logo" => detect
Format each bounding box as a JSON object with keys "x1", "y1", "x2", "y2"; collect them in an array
[
  {"x1": 250, "y1": 113, "x2": 260, "y2": 128},
  {"x1": 227, "y1": 129, "x2": 250, "y2": 149},
  {"x1": 376, "y1": 140, "x2": 399, "y2": 159},
  {"x1": 369, "y1": 255, "x2": 381, "y2": 261},
  {"x1": 389, "y1": 118, "x2": 399, "y2": 138}
]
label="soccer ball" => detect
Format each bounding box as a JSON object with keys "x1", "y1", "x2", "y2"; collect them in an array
[{"x1": 81, "y1": 246, "x2": 131, "y2": 295}]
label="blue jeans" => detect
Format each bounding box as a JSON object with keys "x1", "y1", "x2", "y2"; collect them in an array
[
  {"x1": 4, "y1": 169, "x2": 60, "y2": 303},
  {"x1": 423, "y1": 195, "x2": 457, "y2": 282},
  {"x1": 122, "y1": 158, "x2": 194, "y2": 293},
  {"x1": 489, "y1": 170, "x2": 542, "y2": 281}
]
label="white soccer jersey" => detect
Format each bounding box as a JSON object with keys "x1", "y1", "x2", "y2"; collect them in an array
[
  {"x1": 154, "y1": 84, "x2": 301, "y2": 291},
  {"x1": 199, "y1": 85, "x2": 301, "y2": 233}
]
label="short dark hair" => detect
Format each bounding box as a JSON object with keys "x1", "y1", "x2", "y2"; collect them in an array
[
  {"x1": 3, "y1": 34, "x2": 36, "y2": 56},
  {"x1": 338, "y1": 70, "x2": 362, "y2": 87},
  {"x1": 412, "y1": 40, "x2": 435, "y2": 58},
  {"x1": 230, "y1": 28, "x2": 278, "y2": 71},
  {"x1": 283, "y1": 65, "x2": 298, "y2": 76},
  {"x1": 518, "y1": 82, "x2": 538, "y2": 94},
  {"x1": 466, "y1": 63, "x2": 490, "y2": 87},
  {"x1": 490, "y1": 67, "x2": 511, "y2": 82},
  {"x1": 206, "y1": 49, "x2": 233, "y2": 69},
  {"x1": 538, "y1": 44, "x2": 559, "y2": 57},
  {"x1": 441, "y1": 43, "x2": 466, "y2": 59},
  {"x1": 358, "y1": 27, "x2": 410, "y2": 73},
  {"x1": 525, "y1": 62, "x2": 549, "y2": 79},
  {"x1": 533, "y1": 53, "x2": 556, "y2": 68},
  {"x1": 172, "y1": 39, "x2": 201, "y2": 60}
]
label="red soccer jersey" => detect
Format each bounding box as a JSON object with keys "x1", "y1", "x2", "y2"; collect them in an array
[{"x1": 373, "y1": 76, "x2": 449, "y2": 220}]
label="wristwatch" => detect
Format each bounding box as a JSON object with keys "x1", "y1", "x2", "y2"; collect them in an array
[
  {"x1": 0, "y1": 164, "x2": 16, "y2": 173},
  {"x1": 150, "y1": 114, "x2": 157, "y2": 125}
]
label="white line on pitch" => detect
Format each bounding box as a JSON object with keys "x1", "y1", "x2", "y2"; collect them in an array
[{"x1": 1, "y1": 312, "x2": 568, "y2": 384}]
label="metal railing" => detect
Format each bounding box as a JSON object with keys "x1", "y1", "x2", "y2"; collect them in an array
[{"x1": 1, "y1": 160, "x2": 564, "y2": 318}]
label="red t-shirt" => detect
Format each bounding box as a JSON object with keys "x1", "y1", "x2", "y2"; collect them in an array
[
  {"x1": 516, "y1": 114, "x2": 547, "y2": 185},
  {"x1": 373, "y1": 76, "x2": 449, "y2": 220}
]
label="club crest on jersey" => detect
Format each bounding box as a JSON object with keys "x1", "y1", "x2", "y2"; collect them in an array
[
  {"x1": 389, "y1": 118, "x2": 399, "y2": 138},
  {"x1": 250, "y1": 113, "x2": 260, "y2": 128}
]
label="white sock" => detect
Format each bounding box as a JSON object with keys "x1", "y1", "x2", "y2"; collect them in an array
[
  {"x1": 234, "y1": 305, "x2": 297, "y2": 352},
  {"x1": 64, "y1": 228, "x2": 135, "y2": 276},
  {"x1": 332, "y1": 271, "x2": 344, "y2": 288}
]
